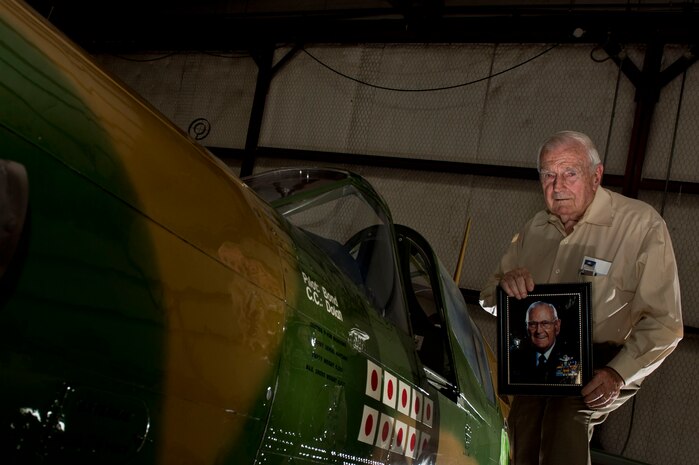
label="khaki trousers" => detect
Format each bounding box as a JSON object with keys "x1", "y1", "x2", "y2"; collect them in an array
[{"x1": 508, "y1": 387, "x2": 639, "y2": 465}]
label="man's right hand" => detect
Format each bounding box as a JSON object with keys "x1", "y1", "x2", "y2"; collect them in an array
[{"x1": 500, "y1": 267, "x2": 535, "y2": 299}]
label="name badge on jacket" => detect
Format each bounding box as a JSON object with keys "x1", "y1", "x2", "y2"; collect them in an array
[{"x1": 580, "y1": 256, "x2": 611, "y2": 276}]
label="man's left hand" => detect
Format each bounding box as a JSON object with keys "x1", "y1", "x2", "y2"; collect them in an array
[{"x1": 581, "y1": 367, "x2": 625, "y2": 409}]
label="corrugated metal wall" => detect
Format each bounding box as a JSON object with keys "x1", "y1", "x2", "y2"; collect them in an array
[{"x1": 97, "y1": 42, "x2": 698, "y2": 464}]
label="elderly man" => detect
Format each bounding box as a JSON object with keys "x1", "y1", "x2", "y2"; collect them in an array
[
  {"x1": 480, "y1": 130, "x2": 683, "y2": 465},
  {"x1": 510, "y1": 301, "x2": 579, "y2": 384}
]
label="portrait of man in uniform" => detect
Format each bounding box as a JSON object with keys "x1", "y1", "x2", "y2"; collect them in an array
[
  {"x1": 509, "y1": 301, "x2": 580, "y2": 384},
  {"x1": 497, "y1": 283, "x2": 591, "y2": 395}
]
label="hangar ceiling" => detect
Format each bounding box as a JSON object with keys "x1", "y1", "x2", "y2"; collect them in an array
[
  {"x1": 23, "y1": 0, "x2": 699, "y2": 199},
  {"x1": 24, "y1": 0, "x2": 699, "y2": 53}
]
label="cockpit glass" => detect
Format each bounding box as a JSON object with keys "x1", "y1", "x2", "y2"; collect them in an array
[
  {"x1": 438, "y1": 260, "x2": 496, "y2": 404},
  {"x1": 243, "y1": 168, "x2": 409, "y2": 334}
]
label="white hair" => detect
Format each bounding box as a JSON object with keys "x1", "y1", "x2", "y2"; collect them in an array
[
  {"x1": 525, "y1": 301, "x2": 558, "y2": 323},
  {"x1": 536, "y1": 130, "x2": 601, "y2": 173}
]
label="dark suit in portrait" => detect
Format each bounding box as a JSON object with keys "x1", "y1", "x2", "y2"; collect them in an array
[{"x1": 509, "y1": 340, "x2": 580, "y2": 384}]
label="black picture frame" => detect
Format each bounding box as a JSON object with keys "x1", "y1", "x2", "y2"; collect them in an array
[{"x1": 497, "y1": 282, "x2": 592, "y2": 396}]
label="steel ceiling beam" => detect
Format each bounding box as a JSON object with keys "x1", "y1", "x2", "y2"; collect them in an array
[{"x1": 25, "y1": 1, "x2": 699, "y2": 53}]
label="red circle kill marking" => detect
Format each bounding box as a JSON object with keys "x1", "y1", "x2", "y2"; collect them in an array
[
  {"x1": 414, "y1": 396, "x2": 420, "y2": 414},
  {"x1": 397, "y1": 428, "x2": 404, "y2": 446},
  {"x1": 387, "y1": 379, "x2": 394, "y2": 399},
  {"x1": 371, "y1": 370, "x2": 379, "y2": 391},
  {"x1": 423, "y1": 437, "x2": 429, "y2": 449},
  {"x1": 364, "y1": 414, "x2": 374, "y2": 437},
  {"x1": 426, "y1": 403, "x2": 432, "y2": 420},
  {"x1": 410, "y1": 432, "x2": 416, "y2": 451},
  {"x1": 401, "y1": 388, "x2": 408, "y2": 407},
  {"x1": 382, "y1": 421, "x2": 390, "y2": 441}
]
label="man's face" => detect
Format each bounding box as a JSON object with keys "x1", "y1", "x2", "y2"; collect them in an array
[
  {"x1": 539, "y1": 143, "x2": 603, "y2": 223},
  {"x1": 527, "y1": 304, "x2": 560, "y2": 351}
]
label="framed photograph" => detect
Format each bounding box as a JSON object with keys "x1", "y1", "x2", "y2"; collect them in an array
[{"x1": 497, "y1": 282, "x2": 592, "y2": 396}]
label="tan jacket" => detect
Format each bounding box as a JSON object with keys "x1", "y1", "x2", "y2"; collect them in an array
[{"x1": 480, "y1": 187, "x2": 683, "y2": 386}]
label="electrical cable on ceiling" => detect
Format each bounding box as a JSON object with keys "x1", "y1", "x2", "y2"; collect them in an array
[
  {"x1": 602, "y1": 52, "x2": 624, "y2": 167},
  {"x1": 620, "y1": 396, "x2": 637, "y2": 455},
  {"x1": 302, "y1": 43, "x2": 560, "y2": 92},
  {"x1": 616, "y1": 48, "x2": 687, "y2": 460},
  {"x1": 661, "y1": 67, "x2": 687, "y2": 217},
  {"x1": 109, "y1": 42, "x2": 559, "y2": 87}
]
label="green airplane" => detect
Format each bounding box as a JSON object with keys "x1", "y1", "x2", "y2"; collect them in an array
[{"x1": 0, "y1": 1, "x2": 510, "y2": 464}]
